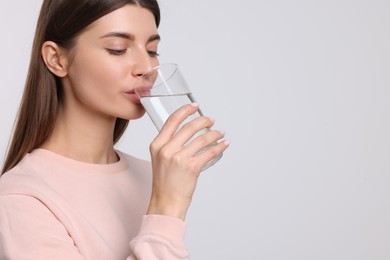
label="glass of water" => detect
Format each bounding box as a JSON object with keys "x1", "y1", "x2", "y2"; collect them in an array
[{"x1": 134, "y1": 63, "x2": 222, "y2": 171}]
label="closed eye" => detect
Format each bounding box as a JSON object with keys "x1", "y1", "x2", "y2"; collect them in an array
[
  {"x1": 147, "y1": 50, "x2": 160, "y2": 57},
  {"x1": 106, "y1": 48, "x2": 127, "y2": 55}
]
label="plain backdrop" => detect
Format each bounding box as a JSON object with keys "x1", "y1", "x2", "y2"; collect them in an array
[{"x1": 1, "y1": 1, "x2": 390, "y2": 259}]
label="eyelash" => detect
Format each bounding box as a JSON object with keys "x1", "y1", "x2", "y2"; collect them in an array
[
  {"x1": 106, "y1": 49, "x2": 127, "y2": 56},
  {"x1": 147, "y1": 51, "x2": 160, "y2": 57},
  {"x1": 106, "y1": 49, "x2": 160, "y2": 57}
]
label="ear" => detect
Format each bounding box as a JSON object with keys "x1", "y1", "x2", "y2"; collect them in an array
[{"x1": 41, "y1": 41, "x2": 69, "y2": 77}]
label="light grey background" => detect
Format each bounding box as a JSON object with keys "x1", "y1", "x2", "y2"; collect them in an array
[{"x1": 1, "y1": 1, "x2": 389, "y2": 259}]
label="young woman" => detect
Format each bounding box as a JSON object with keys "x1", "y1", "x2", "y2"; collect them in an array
[{"x1": 0, "y1": 0, "x2": 229, "y2": 259}]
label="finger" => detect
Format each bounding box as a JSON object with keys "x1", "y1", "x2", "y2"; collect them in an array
[
  {"x1": 168, "y1": 116, "x2": 215, "y2": 148},
  {"x1": 194, "y1": 140, "x2": 230, "y2": 169},
  {"x1": 154, "y1": 103, "x2": 199, "y2": 144},
  {"x1": 181, "y1": 130, "x2": 225, "y2": 157}
]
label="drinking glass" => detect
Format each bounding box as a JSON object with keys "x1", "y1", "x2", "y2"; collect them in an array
[{"x1": 134, "y1": 63, "x2": 222, "y2": 171}]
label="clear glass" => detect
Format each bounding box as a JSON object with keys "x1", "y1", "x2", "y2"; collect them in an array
[{"x1": 134, "y1": 63, "x2": 222, "y2": 171}]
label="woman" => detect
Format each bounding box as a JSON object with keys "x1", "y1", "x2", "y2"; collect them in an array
[{"x1": 0, "y1": 0, "x2": 229, "y2": 259}]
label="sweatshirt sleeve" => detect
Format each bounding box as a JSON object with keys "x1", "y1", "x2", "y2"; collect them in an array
[
  {"x1": 0, "y1": 194, "x2": 190, "y2": 260},
  {"x1": 128, "y1": 215, "x2": 190, "y2": 260},
  {"x1": 0, "y1": 194, "x2": 85, "y2": 259}
]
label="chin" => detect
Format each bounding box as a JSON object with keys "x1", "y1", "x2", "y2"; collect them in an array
[{"x1": 119, "y1": 107, "x2": 146, "y2": 120}]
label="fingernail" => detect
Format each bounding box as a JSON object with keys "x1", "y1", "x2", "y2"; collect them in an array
[
  {"x1": 219, "y1": 130, "x2": 225, "y2": 136},
  {"x1": 191, "y1": 102, "x2": 199, "y2": 108},
  {"x1": 209, "y1": 117, "x2": 215, "y2": 123},
  {"x1": 223, "y1": 140, "x2": 231, "y2": 146}
]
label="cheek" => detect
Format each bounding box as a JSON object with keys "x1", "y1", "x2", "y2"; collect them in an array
[{"x1": 68, "y1": 52, "x2": 126, "y2": 95}]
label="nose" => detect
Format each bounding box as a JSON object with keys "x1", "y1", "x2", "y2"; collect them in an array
[{"x1": 132, "y1": 49, "x2": 154, "y2": 77}]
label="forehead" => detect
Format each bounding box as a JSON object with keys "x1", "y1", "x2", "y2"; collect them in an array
[{"x1": 83, "y1": 4, "x2": 158, "y2": 38}]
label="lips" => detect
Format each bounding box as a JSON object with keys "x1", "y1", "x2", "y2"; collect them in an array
[
  {"x1": 123, "y1": 85, "x2": 152, "y2": 104},
  {"x1": 134, "y1": 85, "x2": 152, "y2": 97},
  {"x1": 125, "y1": 89, "x2": 136, "y2": 95},
  {"x1": 124, "y1": 89, "x2": 141, "y2": 103}
]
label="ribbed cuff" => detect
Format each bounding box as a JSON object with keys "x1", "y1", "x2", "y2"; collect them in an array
[{"x1": 139, "y1": 214, "x2": 187, "y2": 246}]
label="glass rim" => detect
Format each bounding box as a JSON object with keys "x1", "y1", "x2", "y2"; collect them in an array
[{"x1": 141, "y1": 63, "x2": 179, "y2": 89}]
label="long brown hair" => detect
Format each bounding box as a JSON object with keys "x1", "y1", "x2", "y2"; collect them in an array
[{"x1": 1, "y1": 0, "x2": 160, "y2": 175}]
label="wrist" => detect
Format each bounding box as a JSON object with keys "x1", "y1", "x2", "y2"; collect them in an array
[{"x1": 147, "y1": 197, "x2": 191, "y2": 221}]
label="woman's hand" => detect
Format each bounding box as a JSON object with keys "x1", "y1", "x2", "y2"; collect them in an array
[{"x1": 147, "y1": 103, "x2": 229, "y2": 220}]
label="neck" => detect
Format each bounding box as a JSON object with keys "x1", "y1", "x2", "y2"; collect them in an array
[{"x1": 41, "y1": 105, "x2": 119, "y2": 164}]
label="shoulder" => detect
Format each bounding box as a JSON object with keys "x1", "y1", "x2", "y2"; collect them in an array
[
  {"x1": 115, "y1": 150, "x2": 153, "y2": 190},
  {"x1": 0, "y1": 160, "x2": 61, "y2": 233},
  {"x1": 116, "y1": 150, "x2": 152, "y2": 173},
  {"x1": 0, "y1": 155, "x2": 47, "y2": 196}
]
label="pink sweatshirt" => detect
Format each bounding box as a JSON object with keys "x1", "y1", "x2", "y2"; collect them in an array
[{"x1": 0, "y1": 149, "x2": 189, "y2": 259}]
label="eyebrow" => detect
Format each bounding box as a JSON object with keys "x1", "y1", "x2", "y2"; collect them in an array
[{"x1": 100, "y1": 32, "x2": 161, "y2": 42}]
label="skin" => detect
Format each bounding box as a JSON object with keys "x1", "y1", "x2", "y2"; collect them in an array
[{"x1": 40, "y1": 4, "x2": 229, "y2": 220}]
